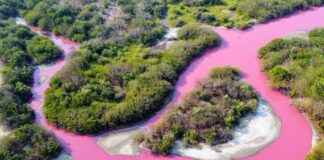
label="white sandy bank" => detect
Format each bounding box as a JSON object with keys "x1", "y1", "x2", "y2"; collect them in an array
[
  {"x1": 156, "y1": 28, "x2": 179, "y2": 48},
  {"x1": 0, "y1": 125, "x2": 10, "y2": 140}
]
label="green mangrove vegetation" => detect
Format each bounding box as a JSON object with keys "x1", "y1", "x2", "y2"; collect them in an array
[
  {"x1": 259, "y1": 28, "x2": 324, "y2": 160},
  {"x1": 0, "y1": 20, "x2": 61, "y2": 128},
  {"x1": 137, "y1": 67, "x2": 258, "y2": 155},
  {"x1": 44, "y1": 24, "x2": 221, "y2": 134},
  {"x1": 1, "y1": 0, "x2": 168, "y2": 43},
  {"x1": 2, "y1": 0, "x2": 324, "y2": 159},
  {"x1": 3, "y1": 0, "x2": 323, "y2": 36},
  {"x1": 167, "y1": 0, "x2": 324, "y2": 29},
  {"x1": 0, "y1": 20, "x2": 63, "y2": 160},
  {"x1": 0, "y1": 124, "x2": 62, "y2": 160}
]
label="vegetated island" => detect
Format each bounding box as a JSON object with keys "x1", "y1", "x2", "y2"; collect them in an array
[
  {"x1": 259, "y1": 28, "x2": 324, "y2": 159},
  {"x1": 0, "y1": 20, "x2": 62, "y2": 159},
  {"x1": 136, "y1": 67, "x2": 258, "y2": 155},
  {"x1": 44, "y1": 24, "x2": 221, "y2": 134}
]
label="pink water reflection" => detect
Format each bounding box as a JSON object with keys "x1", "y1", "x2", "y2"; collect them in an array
[{"x1": 27, "y1": 7, "x2": 324, "y2": 160}]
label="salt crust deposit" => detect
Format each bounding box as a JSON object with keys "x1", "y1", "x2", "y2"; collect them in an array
[
  {"x1": 97, "y1": 126, "x2": 143, "y2": 155},
  {"x1": 0, "y1": 125, "x2": 10, "y2": 140},
  {"x1": 284, "y1": 30, "x2": 309, "y2": 39},
  {"x1": 156, "y1": 28, "x2": 178, "y2": 48},
  {"x1": 311, "y1": 123, "x2": 320, "y2": 147}
]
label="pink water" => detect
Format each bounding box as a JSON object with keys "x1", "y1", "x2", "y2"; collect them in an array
[{"x1": 26, "y1": 7, "x2": 324, "y2": 160}]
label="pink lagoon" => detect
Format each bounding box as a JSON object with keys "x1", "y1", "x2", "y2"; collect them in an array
[{"x1": 19, "y1": 7, "x2": 324, "y2": 160}]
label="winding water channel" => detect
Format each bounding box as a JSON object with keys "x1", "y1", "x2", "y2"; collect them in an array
[{"x1": 15, "y1": 7, "x2": 324, "y2": 160}]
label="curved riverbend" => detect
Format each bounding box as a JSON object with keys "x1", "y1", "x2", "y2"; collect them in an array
[
  {"x1": 163, "y1": 8, "x2": 324, "y2": 160},
  {"x1": 16, "y1": 7, "x2": 324, "y2": 160}
]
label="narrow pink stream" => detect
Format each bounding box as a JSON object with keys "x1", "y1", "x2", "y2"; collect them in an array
[{"x1": 26, "y1": 7, "x2": 324, "y2": 160}]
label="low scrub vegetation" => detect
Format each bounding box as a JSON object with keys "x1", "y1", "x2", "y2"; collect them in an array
[
  {"x1": 167, "y1": 0, "x2": 324, "y2": 29},
  {"x1": 3, "y1": 0, "x2": 323, "y2": 34},
  {"x1": 306, "y1": 140, "x2": 324, "y2": 160},
  {"x1": 44, "y1": 25, "x2": 221, "y2": 134},
  {"x1": 259, "y1": 28, "x2": 324, "y2": 160},
  {"x1": 3, "y1": 0, "x2": 168, "y2": 43},
  {"x1": 0, "y1": 124, "x2": 62, "y2": 160},
  {"x1": 0, "y1": 20, "x2": 61, "y2": 128},
  {"x1": 0, "y1": 20, "x2": 63, "y2": 160},
  {"x1": 138, "y1": 67, "x2": 258, "y2": 155}
]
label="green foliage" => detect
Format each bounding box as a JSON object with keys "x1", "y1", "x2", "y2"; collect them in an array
[
  {"x1": 183, "y1": 130, "x2": 199, "y2": 146},
  {"x1": 0, "y1": 20, "x2": 63, "y2": 160},
  {"x1": 260, "y1": 28, "x2": 324, "y2": 159},
  {"x1": 0, "y1": 89, "x2": 34, "y2": 128},
  {"x1": 141, "y1": 67, "x2": 258, "y2": 154},
  {"x1": 311, "y1": 78, "x2": 324, "y2": 99},
  {"x1": 306, "y1": 140, "x2": 324, "y2": 160},
  {"x1": 268, "y1": 66, "x2": 291, "y2": 88},
  {"x1": 167, "y1": 0, "x2": 324, "y2": 29},
  {"x1": 12, "y1": 0, "x2": 168, "y2": 44},
  {"x1": 210, "y1": 67, "x2": 240, "y2": 80},
  {"x1": 182, "y1": 0, "x2": 223, "y2": 6},
  {"x1": 44, "y1": 25, "x2": 221, "y2": 134},
  {"x1": 145, "y1": 131, "x2": 176, "y2": 155},
  {"x1": 0, "y1": 124, "x2": 61, "y2": 160},
  {"x1": 0, "y1": 0, "x2": 26, "y2": 19},
  {"x1": 27, "y1": 36, "x2": 61, "y2": 64},
  {"x1": 237, "y1": 0, "x2": 324, "y2": 22},
  {"x1": 0, "y1": 19, "x2": 61, "y2": 160},
  {"x1": 0, "y1": 21, "x2": 60, "y2": 128}
]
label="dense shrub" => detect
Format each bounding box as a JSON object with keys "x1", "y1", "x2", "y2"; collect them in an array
[
  {"x1": 0, "y1": 20, "x2": 63, "y2": 160},
  {"x1": 0, "y1": 21, "x2": 61, "y2": 128},
  {"x1": 140, "y1": 67, "x2": 258, "y2": 155},
  {"x1": 195, "y1": 10, "x2": 217, "y2": 25},
  {"x1": 167, "y1": 0, "x2": 324, "y2": 29},
  {"x1": 0, "y1": 0, "x2": 27, "y2": 19},
  {"x1": 237, "y1": 0, "x2": 324, "y2": 22},
  {"x1": 182, "y1": 0, "x2": 223, "y2": 6},
  {"x1": 44, "y1": 25, "x2": 221, "y2": 134},
  {"x1": 11, "y1": 0, "x2": 167, "y2": 44},
  {"x1": 27, "y1": 36, "x2": 61, "y2": 64},
  {"x1": 260, "y1": 28, "x2": 324, "y2": 159},
  {"x1": 0, "y1": 124, "x2": 62, "y2": 160}
]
